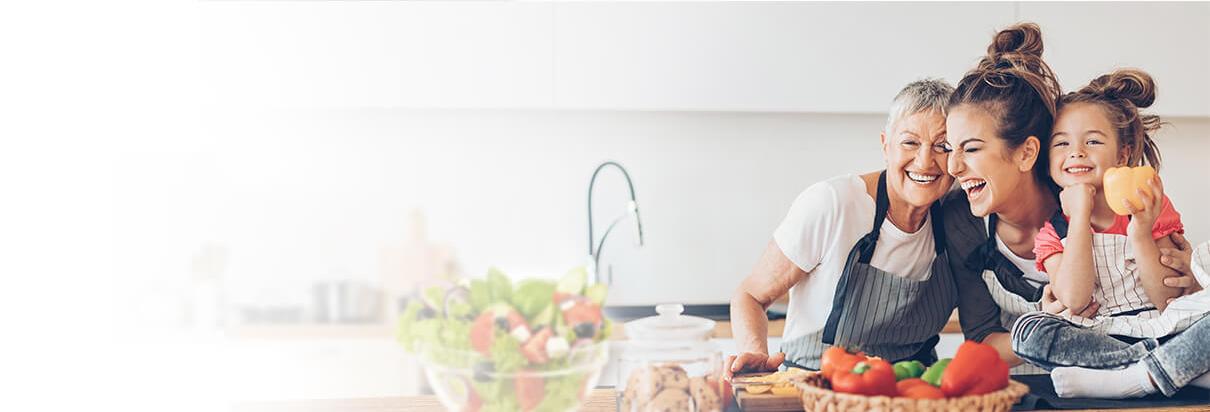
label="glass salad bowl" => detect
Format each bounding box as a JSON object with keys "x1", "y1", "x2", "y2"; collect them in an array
[
  {"x1": 399, "y1": 267, "x2": 613, "y2": 412},
  {"x1": 417, "y1": 340, "x2": 608, "y2": 412}
]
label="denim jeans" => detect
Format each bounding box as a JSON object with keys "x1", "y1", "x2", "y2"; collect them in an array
[{"x1": 1011, "y1": 311, "x2": 1210, "y2": 396}]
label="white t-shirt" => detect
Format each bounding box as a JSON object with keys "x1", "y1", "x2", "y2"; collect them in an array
[
  {"x1": 773, "y1": 174, "x2": 937, "y2": 341},
  {"x1": 994, "y1": 232, "x2": 1049, "y2": 288}
]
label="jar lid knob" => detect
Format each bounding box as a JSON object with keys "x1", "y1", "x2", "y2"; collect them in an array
[{"x1": 655, "y1": 303, "x2": 684, "y2": 318}]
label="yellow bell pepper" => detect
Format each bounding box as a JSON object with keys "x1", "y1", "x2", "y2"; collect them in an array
[{"x1": 1103, "y1": 165, "x2": 1156, "y2": 216}]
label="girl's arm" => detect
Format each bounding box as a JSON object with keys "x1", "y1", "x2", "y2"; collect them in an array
[
  {"x1": 1048, "y1": 184, "x2": 1099, "y2": 312},
  {"x1": 1126, "y1": 178, "x2": 1183, "y2": 312}
]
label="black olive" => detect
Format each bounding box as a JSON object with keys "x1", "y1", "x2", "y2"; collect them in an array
[
  {"x1": 472, "y1": 361, "x2": 494, "y2": 382},
  {"x1": 494, "y1": 317, "x2": 510, "y2": 331},
  {"x1": 573, "y1": 322, "x2": 596, "y2": 339},
  {"x1": 417, "y1": 307, "x2": 437, "y2": 320}
]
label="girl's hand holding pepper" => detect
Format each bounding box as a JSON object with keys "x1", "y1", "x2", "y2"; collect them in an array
[{"x1": 1122, "y1": 175, "x2": 1165, "y2": 238}]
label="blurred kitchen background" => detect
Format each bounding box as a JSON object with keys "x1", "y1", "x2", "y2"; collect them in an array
[{"x1": 88, "y1": 0, "x2": 1210, "y2": 406}]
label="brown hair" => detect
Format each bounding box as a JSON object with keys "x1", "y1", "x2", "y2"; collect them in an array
[
  {"x1": 1058, "y1": 69, "x2": 1163, "y2": 170},
  {"x1": 948, "y1": 23, "x2": 1063, "y2": 185}
]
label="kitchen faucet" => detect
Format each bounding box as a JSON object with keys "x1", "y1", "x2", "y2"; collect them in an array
[{"x1": 586, "y1": 161, "x2": 644, "y2": 285}]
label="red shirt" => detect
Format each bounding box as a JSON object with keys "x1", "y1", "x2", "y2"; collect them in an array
[{"x1": 1033, "y1": 195, "x2": 1184, "y2": 273}]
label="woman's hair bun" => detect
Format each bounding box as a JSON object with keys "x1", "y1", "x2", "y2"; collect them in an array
[
  {"x1": 1089, "y1": 69, "x2": 1156, "y2": 108},
  {"x1": 987, "y1": 22, "x2": 1045, "y2": 58}
]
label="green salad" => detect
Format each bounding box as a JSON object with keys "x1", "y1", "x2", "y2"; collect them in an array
[{"x1": 398, "y1": 267, "x2": 611, "y2": 412}]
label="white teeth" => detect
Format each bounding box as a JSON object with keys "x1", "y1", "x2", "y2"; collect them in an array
[
  {"x1": 961, "y1": 180, "x2": 987, "y2": 191},
  {"x1": 1066, "y1": 167, "x2": 1092, "y2": 173},
  {"x1": 907, "y1": 172, "x2": 939, "y2": 183}
]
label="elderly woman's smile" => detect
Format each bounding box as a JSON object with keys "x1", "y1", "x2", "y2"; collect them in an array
[{"x1": 884, "y1": 111, "x2": 954, "y2": 210}]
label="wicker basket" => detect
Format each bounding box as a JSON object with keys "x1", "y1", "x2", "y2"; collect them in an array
[{"x1": 790, "y1": 372, "x2": 1028, "y2": 412}]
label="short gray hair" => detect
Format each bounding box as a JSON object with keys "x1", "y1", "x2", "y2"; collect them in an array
[{"x1": 884, "y1": 78, "x2": 955, "y2": 133}]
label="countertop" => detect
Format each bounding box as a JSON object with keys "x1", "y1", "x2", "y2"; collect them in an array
[{"x1": 233, "y1": 389, "x2": 1209, "y2": 412}]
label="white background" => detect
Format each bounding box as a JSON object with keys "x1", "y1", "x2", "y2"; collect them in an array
[{"x1": 2, "y1": 1, "x2": 1207, "y2": 409}]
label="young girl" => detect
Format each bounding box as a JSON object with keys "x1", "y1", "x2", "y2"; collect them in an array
[{"x1": 1010, "y1": 69, "x2": 1210, "y2": 398}]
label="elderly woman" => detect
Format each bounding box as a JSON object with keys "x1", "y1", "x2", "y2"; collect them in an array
[
  {"x1": 727, "y1": 79, "x2": 958, "y2": 375},
  {"x1": 941, "y1": 22, "x2": 1203, "y2": 380}
]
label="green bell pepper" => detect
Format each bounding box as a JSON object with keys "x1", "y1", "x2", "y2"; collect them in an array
[
  {"x1": 893, "y1": 360, "x2": 927, "y2": 381},
  {"x1": 921, "y1": 358, "x2": 951, "y2": 386}
]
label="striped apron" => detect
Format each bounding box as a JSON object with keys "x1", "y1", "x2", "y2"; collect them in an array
[
  {"x1": 1021, "y1": 215, "x2": 1210, "y2": 339},
  {"x1": 966, "y1": 213, "x2": 1053, "y2": 375},
  {"x1": 780, "y1": 171, "x2": 957, "y2": 370}
]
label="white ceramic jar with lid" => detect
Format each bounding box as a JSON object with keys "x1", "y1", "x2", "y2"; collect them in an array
[{"x1": 616, "y1": 303, "x2": 726, "y2": 412}]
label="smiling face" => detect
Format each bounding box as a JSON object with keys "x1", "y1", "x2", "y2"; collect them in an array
[
  {"x1": 945, "y1": 105, "x2": 1041, "y2": 217},
  {"x1": 881, "y1": 110, "x2": 954, "y2": 208},
  {"x1": 1049, "y1": 102, "x2": 1126, "y2": 189}
]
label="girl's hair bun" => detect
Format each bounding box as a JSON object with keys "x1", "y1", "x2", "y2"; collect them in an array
[{"x1": 1088, "y1": 69, "x2": 1156, "y2": 108}]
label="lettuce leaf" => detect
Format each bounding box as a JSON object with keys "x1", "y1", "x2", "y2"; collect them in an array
[
  {"x1": 469, "y1": 279, "x2": 490, "y2": 312},
  {"x1": 489, "y1": 332, "x2": 525, "y2": 374},
  {"x1": 486, "y1": 267, "x2": 512, "y2": 304},
  {"x1": 513, "y1": 279, "x2": 556, "y2": 320}
]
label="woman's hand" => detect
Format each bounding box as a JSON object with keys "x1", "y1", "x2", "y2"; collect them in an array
[
  {"x1": 1161, "y1": 232, "x2": 1202, "y2": 303},
  {"x1": 1059, "y1": 184, "x2": 1096, "y2": 220},
  {"x1": 1040, "y1": 284, "x2": 1100, "y2": 318},
  {"x1": 724, "y1": 352, "x2": 786, "y2": 380}
]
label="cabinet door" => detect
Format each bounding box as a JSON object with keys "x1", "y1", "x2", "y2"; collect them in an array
[
  {"x1": 201, "y1": 2, "x2": 555, "y2": 109},
  {"x1": 1020, "y1": 2, "x2": 1210, "y2": 117},
  {"x1": 553, "y1": 2, "x2": 1016, "y2": 112}
]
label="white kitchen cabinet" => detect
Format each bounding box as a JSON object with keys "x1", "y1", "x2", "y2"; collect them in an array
[
  {"x1": 1019, "y1": 2, "x2": 1210, "y2": 117},
  {"x1": 201, "y1": 2, "x2": 1209, "y2": 116},
  {"x1": 200, "y1": 2, "x2": 555, "y2": 109},
  {"x1": 552, "y1": 2, "x2": 1017, "y2": 113}
]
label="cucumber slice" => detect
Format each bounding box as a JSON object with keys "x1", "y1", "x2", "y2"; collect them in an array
[{"x1": 557, "y1": 267, "x2": 587, "y2": 295}]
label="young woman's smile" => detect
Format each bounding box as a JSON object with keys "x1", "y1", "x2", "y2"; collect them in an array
[{"x1": 944, "y1": 105, "x2": 1035, "y2": 217}]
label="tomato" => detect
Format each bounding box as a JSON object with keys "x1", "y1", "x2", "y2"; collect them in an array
[
  {"x1": 895, "y1": 378, "x2": 931, "y2": 394},
  {"x1": 521, "y1": 327, "x2": 553, "y2": 364},
  {"x1": 820, "y1": 346, "x2": 867, "y2": 380},
  {"x1": 515, "y1": 370, "x2": 545, "y2": 411},
  {"x1": 830, "y1": 359, "x2": 897, "y2": 397},
  {"x1": 469, "y1": 312, "x2": 495, "y2": 355},
  {"x1": 900, "y1": 383, "x2": 945, "y2": 399}
]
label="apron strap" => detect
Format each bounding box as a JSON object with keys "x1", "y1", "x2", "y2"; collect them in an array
[
  {"x1": 822, "y1": 171, "x2": 889, "y2": 344},
  {"x1": 929, "y1": 199, "x2": 947, "y2": 254},
  {"x1": 966, "y1": 214, "x2": 1044, "y2": 302},
  {"x1": 857, "y1": 170, "x2": 891, "y2": 264},
  {"x1": 1049, "y1": 208, "x2": 1069, "y2": 239}
]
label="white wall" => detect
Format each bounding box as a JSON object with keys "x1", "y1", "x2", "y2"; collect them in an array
[
  {"x1": 118, "y1": 109, "x2": 1206, "y2": 309},
  {"x1": 185, "y1": 1, "x2": 1210, "y2": 308},
  {"x1": 200, "y1": 1, "x2": 1210, "y2": 116}
]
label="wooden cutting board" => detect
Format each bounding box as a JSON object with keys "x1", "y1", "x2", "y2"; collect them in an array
[{"x1": 731, "y1": 372, "x2": 804, "y2": 412}]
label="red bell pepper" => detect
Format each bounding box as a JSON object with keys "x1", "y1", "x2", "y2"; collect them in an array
[
  {"x1": 940, "y1": 340, "x2": 1009, "y2": 397},
  {"x1": 899, "y1": 382, "x2": 945, "y2": 399},
  {"x1": 831, "y1": 359, "x2": 897, "y2": 397},
  {"x1": 820, "y1": 346, "x2": 867, "y2": 380}
]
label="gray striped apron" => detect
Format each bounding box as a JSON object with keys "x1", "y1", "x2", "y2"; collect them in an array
[
  {"x1": 1019, "y1": 214, "x2": 1210, "y2": 339},
  {"x1": 967, "y1": 213, "x2": 1060, "y2": 375},
  {"x1": 780, "y1": 171, "x2": 957, "y2": 370}
]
